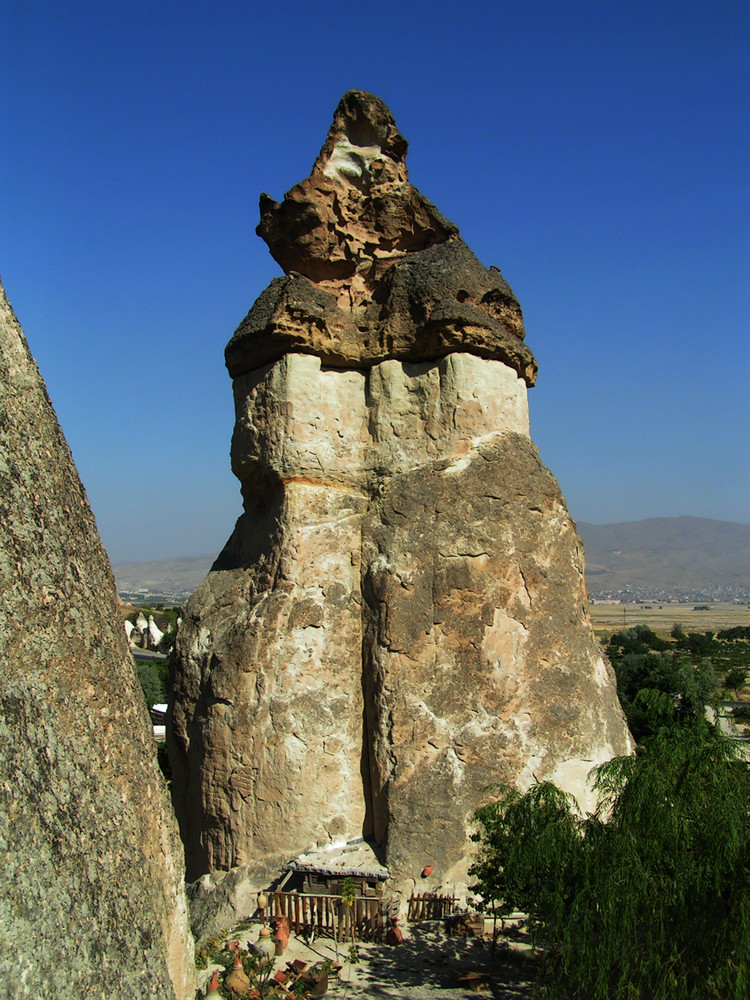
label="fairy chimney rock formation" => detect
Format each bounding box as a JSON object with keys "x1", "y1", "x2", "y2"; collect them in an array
[
  {"x1": 0, "y1": 280, "x2": 194, "y2": 999},
  {"x1": 169, "y1": 91, "x2": 632, "y2": 890}
]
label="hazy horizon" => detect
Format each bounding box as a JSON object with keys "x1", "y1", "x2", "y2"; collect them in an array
[{"x1": 110, "y1": 515, "x2": 750, "y2": 568}]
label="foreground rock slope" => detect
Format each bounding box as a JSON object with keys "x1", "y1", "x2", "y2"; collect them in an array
[
  {"x1": 169, "y1": 91, "x2": 632, "y2": 891},
  {"x1": 0, "y1": 280, "x2": 194, "y2": 998}
]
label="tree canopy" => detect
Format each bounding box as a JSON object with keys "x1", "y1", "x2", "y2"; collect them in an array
[
  {"x1": 471, "y1": 703, "x2": 750, "y2": 998},
  {"x1": 605, "y1": 624, "x2": 725, "y2": 741}
]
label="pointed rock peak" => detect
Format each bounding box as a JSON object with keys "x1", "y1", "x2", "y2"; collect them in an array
[
  {"x1": 257, "y1": 90, "x2": 457, "y2": 283},
  {"x1": 228, "y1": 93, "x2": 537, "y2": 384},
  {"x1": 317, "y1": 90, "x2": 409, "y2": 174}
]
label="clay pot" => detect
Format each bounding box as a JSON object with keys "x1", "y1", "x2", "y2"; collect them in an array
[
  {"x1": 386, "y1": 916, "x2": 403, "y2": 945},
  {"x1": 301, "y1": 963, "x2": 330, "y2": 997},
  {"x1": 224, "y1": 951, "x2": 250, "y2": 999},
  {"x1": 273, "y1": 914, "x2": 290, "y2": 955},
  {"x1": 256, "y1": 925, "x2": 276, "y2": 967},
  {"x1": 205, "y1": 969, "x2": 222, "y2": 999}
]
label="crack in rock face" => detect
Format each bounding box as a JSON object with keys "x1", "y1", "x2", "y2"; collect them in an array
[{"x1": 168, "y1": 91, "x2": 633, "y2": 894}]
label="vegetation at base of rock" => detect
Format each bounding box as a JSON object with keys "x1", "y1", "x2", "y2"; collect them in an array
[
  {"x1": 195, "y1": 929, "x2": 335, "y2": 998},
  {"x1": 470, "y1": 712, "x2": 750, "y2": 999},
  {"x1": 605, "y1": 623, "x2": 749, "y2": 740},
  {"x1": 136, "y1": 658, "x2": 167, "y2": 706},
  {"x1": 194, "y1": 927, "x2": 232, "y2": 970},
  {"x1": 725, "y1": 667, "x2": 749, "y2": 696}
]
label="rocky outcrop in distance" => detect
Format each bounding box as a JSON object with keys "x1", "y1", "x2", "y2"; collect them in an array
[
  {"x1": 169, "y1": 92, "x2": 633, "y2": 895},
  {"x1": 126, "y1": 611, "x2": 175, "y2": 652},
  {"x1": 0, "y1": 280, "x2": 194, "y2": 998}
]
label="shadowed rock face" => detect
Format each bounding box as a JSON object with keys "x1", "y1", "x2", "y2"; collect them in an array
[
  {"x1": 0, "y1": 281, "x2": 194, "y2": 998},
  {"x1": 169, "y1": 92, "x2": 632, "y2": 891}
]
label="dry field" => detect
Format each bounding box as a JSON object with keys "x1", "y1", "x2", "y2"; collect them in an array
[{"x1": 588, "y1": 601, "x2": 750, "y2": 638}]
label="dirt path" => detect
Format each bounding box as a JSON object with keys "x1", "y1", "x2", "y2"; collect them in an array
[{"x1": 197, "y1": 920, "x2": 535, "y2": 999}]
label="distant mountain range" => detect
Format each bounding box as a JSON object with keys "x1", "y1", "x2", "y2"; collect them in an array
[
  {"x1": 114, "y1": 517, "x2": 750, "y2": 604},
  {"x1": 577, "y1": 517, "x2": 750, "y2": 599}
]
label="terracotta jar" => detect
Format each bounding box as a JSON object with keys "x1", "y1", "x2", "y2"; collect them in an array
[
  {"x1": 224, "y1": 951, "x2": 250, "y2": 998},
  {"x1": 273, "y1": 914, "x2": 290, "y2": 955},
  {"x1": 386, "y1": 916, "x2": 403, "y2": 945},
  {"x1": 256, "y1": 926, "x2": 276, "y2": 967},
  {"x1": 205, "y1": 969, "x2": 222, "y2": 999}
]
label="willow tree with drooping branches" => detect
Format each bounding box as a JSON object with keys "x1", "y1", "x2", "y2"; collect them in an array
[{"x1": 470, "y1": 698, "x2": 750, "y2": 999}]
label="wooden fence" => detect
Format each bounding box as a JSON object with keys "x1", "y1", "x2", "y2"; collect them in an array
[
  {"x1": 268, "y1": 891, "x2": 385, "y2": 941},
  {"x1": 407, "y1": 892, "x2": 457, "y2": 921}
]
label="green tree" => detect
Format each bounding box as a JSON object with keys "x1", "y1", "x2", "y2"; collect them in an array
[
  {"x1": 470, "y1": 711, "x2": 750, "y2": 999},
  {"x1": 725, "y1": 667, "x2": 748, "y2": 698},
  {"x1": 610, "y1": 649, "x2": 717, "y2": 741},
  {"x1": 136, "y1": 660, "x2": 166, "y2": 708},
  {"x1": 607, "y1": 624, "x2": 669, "y2": 657}
]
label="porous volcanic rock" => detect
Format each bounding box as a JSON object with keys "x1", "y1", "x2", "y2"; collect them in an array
[
  {"x1": 0, "y1": 280, "x2": 194, "y2": 998},
  {"x1": 169, "y1": 92, "x2": 632, "y2": 893},
  {"x1": 226, "y1": 90, "x2": 535, "y2": 384}
]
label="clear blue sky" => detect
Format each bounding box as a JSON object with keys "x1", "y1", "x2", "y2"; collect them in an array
[{"x1": 2, "y1": 0, "x2": 748, "y2": 563}]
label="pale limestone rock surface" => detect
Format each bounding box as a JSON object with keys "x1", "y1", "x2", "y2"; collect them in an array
[
  {"x1": 0, "y1": 280, "x2": 194, "y2": 998},
  {"x1": 361, "y1": 433, "x2": 630, "y2": 885},
  {"x1": 148, "y1": 614, "x2": 165, "y2": 649},
  {"x1": 169, "y1": 92, "x2": 633, "y2": 894}
]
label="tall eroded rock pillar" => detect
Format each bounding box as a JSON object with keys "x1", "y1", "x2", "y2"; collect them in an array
[
  {"x1": 0, "y1": 280, "x2": 194, "y2": 998},
  {"x1": 169, "y1": 92, "x2": 633, "y2": 887}
]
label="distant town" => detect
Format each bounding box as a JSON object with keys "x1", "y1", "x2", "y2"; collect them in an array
[
  {"x1": 117, "y1": 582, "x2": 750, "y2": 609},
  {"x1": 589, "y1": 584, "x2": 750, "y2": 605}
]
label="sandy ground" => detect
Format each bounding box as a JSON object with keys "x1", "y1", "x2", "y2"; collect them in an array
[
  {"x1": 588, "y1": 600, "x2": 750, "y2": 635},
  {"x1": 197, "y1": 919, "x2": 536, "y2": 999}
]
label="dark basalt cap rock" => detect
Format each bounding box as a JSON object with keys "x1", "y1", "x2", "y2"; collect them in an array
[
  {"x1": 227, "y1": 240, "x2": 537, "y2": 383},
  {"x1": 229, "y1": 90, "x2": 537, "y2": 384}
]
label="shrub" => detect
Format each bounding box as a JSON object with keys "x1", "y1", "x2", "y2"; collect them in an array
[
  {"x1": 136, "y1": 659, "x2": 165, "y2": 707},
  {"x1": 470, "y1": 712, "x2": 750, "y2": 999}
]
